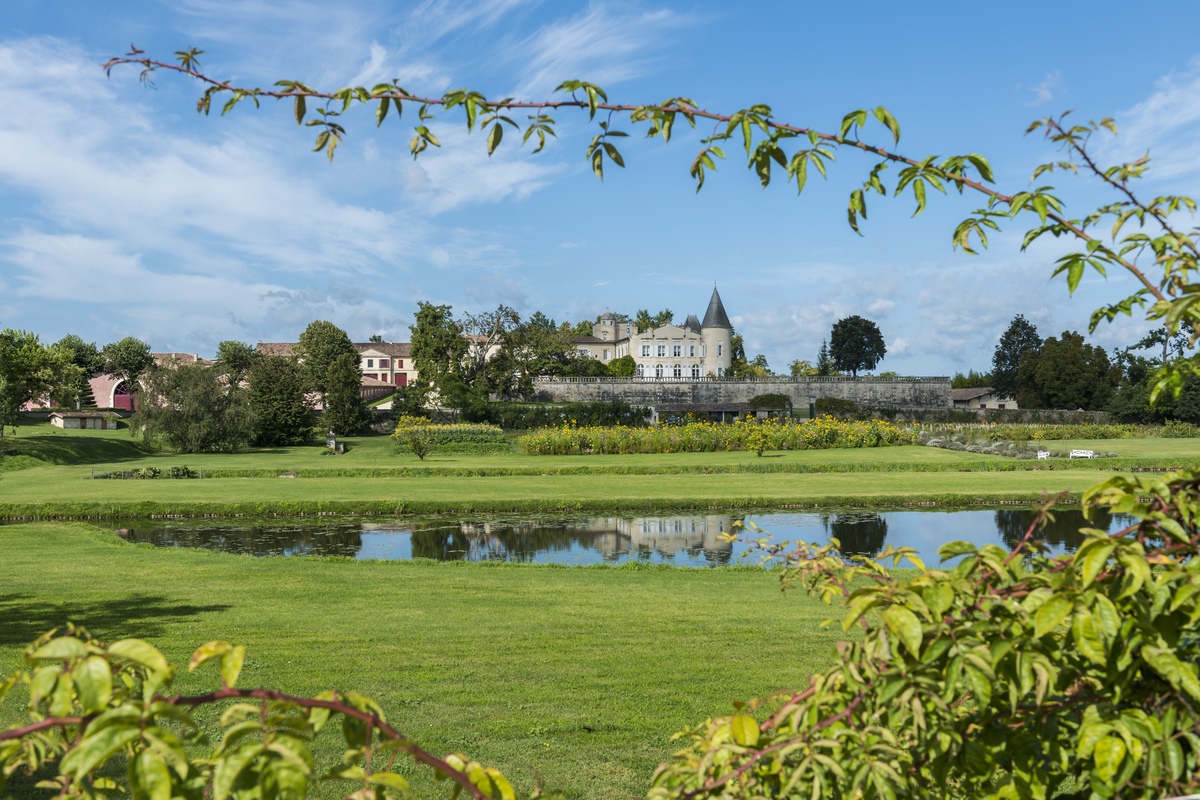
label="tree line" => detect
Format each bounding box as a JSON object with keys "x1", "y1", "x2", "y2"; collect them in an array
[{"x1": 952, "y1": 315, "x2": 1197, "y2": 418}]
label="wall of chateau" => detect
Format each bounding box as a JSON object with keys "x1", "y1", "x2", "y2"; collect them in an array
[{"x1": 530, "y1": 377, "x2": 952, "y2": 409}]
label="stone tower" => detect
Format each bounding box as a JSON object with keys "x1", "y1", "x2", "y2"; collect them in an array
[{"x1": 700, "y1": 287, "x2": 733, "y2": 376}]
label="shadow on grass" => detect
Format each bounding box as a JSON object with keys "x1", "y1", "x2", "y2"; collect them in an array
[
  {"x1": 0, "y1": 593, "x2": 232, "y2": 648},
  {"x1": 6, "y1": 434, "x2": 154, "y2": 466}
]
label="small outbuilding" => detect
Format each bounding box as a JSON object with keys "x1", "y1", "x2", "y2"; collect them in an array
[{"x1": 49, "y1": 411, "x2": 119, "y2": 430}]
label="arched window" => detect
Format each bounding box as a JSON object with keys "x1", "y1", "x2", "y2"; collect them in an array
[
  {"x1": 636, "y1": 364, "x2": 644, "y2": 377},
  {"x1": 673, "y1": 364, "x2": 682, "y2": 378},
  {"x1": 691, "y1": 365, "x2": 700, "y2": 378},
  {"x1": 655, "y1": 364, "x2": 663, "y2": 379}
]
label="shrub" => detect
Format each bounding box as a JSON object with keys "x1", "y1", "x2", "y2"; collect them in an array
[
  {"x1": 814, "y1": 397, "x2": 868, "y2": 419},
  {"x1": 519, "y1": 416, "x2": 912, "y2": 455},
  {"x1": 166, "y1": 465, "x2": 196, "y2": 479},
  {"x1": 480, "y1": 400, "x2": 649, "y2": 430},
  {"x1": 391, "y1": 420, "x2": 509, "y2": 453}
]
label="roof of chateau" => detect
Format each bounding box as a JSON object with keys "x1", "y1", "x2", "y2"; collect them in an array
[
  {"x1": 683, "y1": 314, "x2": 702, "y2": 333},
  {"x1": 701, "y1": 287, "x2": 731, "y2": 329}
]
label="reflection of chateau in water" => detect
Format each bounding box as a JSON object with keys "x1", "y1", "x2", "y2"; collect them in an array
[
  {"x1": 120, "y1": 522, "x2": 364, "y2": 557},
  {"x1": 403, "y1": 515, "x2": 737, "y2": 565}
]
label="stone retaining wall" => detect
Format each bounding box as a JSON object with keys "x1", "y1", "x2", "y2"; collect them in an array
[{"x1": 530, "y1": 377, "x2": 951, "y2": 410}]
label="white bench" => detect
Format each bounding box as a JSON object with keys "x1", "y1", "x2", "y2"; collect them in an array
[
  {"x1": 1037, "y1": 450, "x2": 1051, "y2": 460},
  {"x1": 1069, "y1": 450, "x2": 1095, "y2": 459}
]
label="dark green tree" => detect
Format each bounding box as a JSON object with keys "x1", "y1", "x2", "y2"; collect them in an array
[
  {"x1": 608, "y1": 354, "x2": 637, "y2": 377},
  {"x1": 368, "y1": 334, "x2": 384, "y2": 344},
  {"x1": 247, "y1": 355, "x2": 313, "y2": 446},
  {"x1": 1016, "y1": 330, "x2": 1119, "y2": 410},
  {"x1": 951, "y1": 369, "x2": 993, "y2": 389},
  {"x1": 410, "y1": 302, "x2": 467, "y2": 413},
  {"x1": 53, "y1": 334, "x2": 103, "y2": 407},
  {"x1": 214, "y1": 340, "x2": 259, "y2": 388},
  {"x1": 0, "y1": 330, "x2": 79, "y2": 432},
  {"x1": 634, "y1": 308, "x2": 673, "y2": 331},
  {"x1": 991, "y1": 315, "x2": 1042, "y2": 399},
  {"x1": 815, "y1": 339, "x2": 835, "y2": 376},
  {"x1": 295, "y1": 321, "x2": 358, "y2": 401},
  {"x1": 322, "y1": 353, "x2": 373, "y2": 435},
  {"x1": 829, "y1": 316, "x2": 886, "y2": 377},
  {"x1": 134, "y1": 364, "x2": 257, "y2": 452},
  {"x1": 101, "y1": 336, "x2": 153, "y2": 409}
]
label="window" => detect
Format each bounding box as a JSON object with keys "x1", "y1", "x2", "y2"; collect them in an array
[
  {"x1": 603, "y1": 349, "x2": 610, "y2": 360},
  {"x1": 689, "y1": 344, "x2": 695, "y2": 357},
  {"x1": 397, "y1": 374, "x2": 407, "y2": 387},
  {"x1": 636, "y1": 364, "x2": 644, "y2": 377},
  {"x1": 641, "y1": 344, "x2": 651, "y2": 357},
  {"x1": 398, "y1": 360, "x2": 403, "y2": 368},
  {"x1": 717, "y1": 343, "x2": 723, "y2": 357},
  {"x1": 717, "y1": 367, "x2": 724, "y2": 377},
  {"x1": 691, "y1": 365, "x2": 700, "y2": 378},
  {"x1": 602, "y1": 331, "x2": 608, "y2": 341},
  {"x1": 655, "y1": 364, "x2": 663, "y2": 378},
  {"x1": 998, "y1": 404, "x2": 1006, "y2": 410},
  {"x1": 380, "y1": 359, "x2": 389, "y2": 368},
  {"x1": 657, "y1": 344, "x2": 667, "y2": 357},
  {"x1": 673, "y1": 364, "x2": 681, "y2": 378},
  {"x1": 979, "y1": 403, "x2": 987, "y2": 409},
  {"x1": 366, "y1": 359, "x2": 374, "y2": 368},
  {"x1": 701, "y1": 344, "x2": 707, "y2": 357},
  {"x1": 672, "y1": 344, "x2": 681, "y2": 357}
]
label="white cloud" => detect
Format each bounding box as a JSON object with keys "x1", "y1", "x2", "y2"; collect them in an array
[
  {"x1": 1024, "y1": 70, "x2": 1062, "y2": 105},
  {"x1": 867, "y1": 298, "x2": 896, "y2": 317},
  {"x1": 509, "y1": 5, "x2": 695, "y2": 97},
  {"x1": 1099, "y1": 56, "x2": 1200, "y2": 180}
]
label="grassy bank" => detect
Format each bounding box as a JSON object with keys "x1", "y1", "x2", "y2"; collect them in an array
[
  {"x1": 0, "y1": 523, "x2": 834, "y2": 799},
  {"x1": 1, "y1": 424, "x2": 1195, "y2": 518}
]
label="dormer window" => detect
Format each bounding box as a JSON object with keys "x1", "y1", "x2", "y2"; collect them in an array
[{"x1": 602, "y1": 332, "x2": 608, "y2": 341}]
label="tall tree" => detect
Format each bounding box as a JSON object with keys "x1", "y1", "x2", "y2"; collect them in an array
[
  {"x1": 214, "y1": 340, "x2": 259, "y2": 388},
  {"x1": 368, "y1": 334, "x2": 384, "y2": 344},
  {"x1": 633, "y1": 308, "x2": 674, "y2": 331},
  {"x1": 789, "y1": 359, "x2": 819, "y2": 377},
  {"x1": 101, "y1": 336, "x2": 153, "y2": 408},
  {"x1": 322, "y1": 353, "x2": 373, "y2": 435},
  {"x1": 991, "y1": 315, "x2": 1042, "y2": 400},
  {"x1": 247, "y1": 355, "x2": 314, "y2": 446},
  {"x1": 952, "y1": 370, "x2": 993, "y2": 389},
  {"x1": 0, "y1": 330, "x2": 79, "y2": 433},
  {"x1": 1016, "y1": 330, "x2": 1119, "y2": 410},
  {"x1": 134, "y1": 364, "x2": 257, "y2": 452},
  {"x1": 54, "y1": 334, "x2": 104, "y2": 407},
  {"x1": 295, "y1": 321, "x2": 358, "y2": 400},
  {"x1": 410, "y1": 302, "x2": 467, "y2": 413},
  {"x1": 829, "y1": 316, "x2": 886, "y2": 377},
  {"x1": 815, "y1": 339, "x2": 835, "y2": 376}
]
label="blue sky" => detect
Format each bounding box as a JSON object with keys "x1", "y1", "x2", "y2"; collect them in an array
[{"x1": 1, "y1": 0, "x2": 1197, "y2": 374}]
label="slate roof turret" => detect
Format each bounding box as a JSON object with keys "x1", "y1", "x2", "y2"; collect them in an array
[
  {"x1": 683, "y1": 314, "x2": 702, "y2": 333},
  {"x1": 701, "y1": 287, "x2": 731, "y2": 329}
]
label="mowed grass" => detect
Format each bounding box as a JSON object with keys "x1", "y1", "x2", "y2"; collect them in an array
[
  {"x1": 0, "y1": 523, "x2": 836, "y2": 799},
  {"x1": 3, "y1": 422, "x2": 1195, "y2": 515}
]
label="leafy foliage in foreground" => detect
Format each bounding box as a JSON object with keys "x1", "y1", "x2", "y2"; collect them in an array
[
  {"x1": 0, "y1": 630, "x2": 518, "y2": 800},
  {"x1": 390, "y1": 419, "x2": 510, "y2": 453},
  {"x1": 651, "y1": 471, "x2": 1200, "y2": 799},
  {"x1": 519, "y1": 417, "x2": 911, "y2": 455}
]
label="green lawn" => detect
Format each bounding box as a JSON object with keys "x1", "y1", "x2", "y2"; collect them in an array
[
  {"x1": 3, "y1": 423, "x2": 1195, "y2": 516},
  {"x1": 0, "y1": 523, "x2": 836, "y2": 799}
]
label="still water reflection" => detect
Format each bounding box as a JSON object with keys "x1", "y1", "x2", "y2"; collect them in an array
[{"x1": 111, "y1": 508, "x2": 1127, "y2": 567}]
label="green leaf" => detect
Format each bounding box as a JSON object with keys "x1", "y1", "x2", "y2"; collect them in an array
[
  {"x1": 1034, "y1": 594, "x2": 1072, "y2": 639},
  {"x1": 1093, "y1": 735, "x2": 1126, "y2": 783},
  {"x1": 369, "y1": 772, "x2": 412, "y2": 793},
  {"x1": 31, "y1": 636, "x2": 87, "y2": 662},
  {"x1": 938, "y1": 541, "x2": 977, "y2": 560},
  {"x1": 130, "y1": 749, "x2": 172, "y2": 800},
  {"x1": 487, "y1": 122, "x2": 503, "y2": 155},
  {"x1": 219, "y1": 645, "x2": 245, "y2": 689},
  {"x1": 375, "y1": 97, "x2": 389, "y2": 127},
  {"x1": 294, "y1": 95, "x2": 306, "y2": 126},
  {"x1": 74, "y1": 655, "x2": 113, "y2": 713},
  {"x1": 1071, "y1": 611, "x2": 1106, "y2": 665},
  {"x1": 60, "y1": 724, "x2": 141, "y2": 779},
  {"x1": 603, "y1": 142, "x2": 625, "y2": 168},
  {"x1": 1079, "y1": 542, "x2": 1116, "y2": 587},
  {"x1": 188, "y1": 641, "x2": 232, "y2": 672},
  {"x1": 212, "y1": 743, "x2": 265, "y2": 800},
  {"x1": 882, "y1": 606, "x2": 922, "y2": 658},
  {"x1": 730, "y1": 714, "x2": 759, "y2": 746}
]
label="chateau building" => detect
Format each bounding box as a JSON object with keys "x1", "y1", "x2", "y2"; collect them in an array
[{"x1": 572, "y1": 287, "x2": 734, "y2": 378}]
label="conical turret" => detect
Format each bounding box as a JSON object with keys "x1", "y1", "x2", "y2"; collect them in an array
[{"x1": 701, "y1": 287, "x2": 731, "y2": 329}]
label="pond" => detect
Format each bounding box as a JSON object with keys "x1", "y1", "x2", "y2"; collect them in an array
[{"x1": 107, "y1": 507, "x2": 1131, "y2": 567}]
